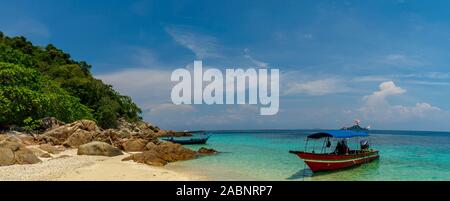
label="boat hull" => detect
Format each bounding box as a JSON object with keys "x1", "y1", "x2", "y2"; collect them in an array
[
  {"x1": 289, "y1": 150, "x2": 379, "y2": 172},
  {"x1": 162, "y1": 136, "x2": 209, "y2": 145}
]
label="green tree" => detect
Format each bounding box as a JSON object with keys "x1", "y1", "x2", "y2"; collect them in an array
[
  {"x1": 0, "y1": 33, "x2": 142, "y2": 129},
  {"x1": 0, "y1": 62, "x2": 93, "y2": 128}
]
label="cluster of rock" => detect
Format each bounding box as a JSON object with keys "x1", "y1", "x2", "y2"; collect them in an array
[
  {"x1": 0, "y1": 118, "x2": 217, "y2": 167},
  {"x1": 0, "y1": 135, "x2": 43, "y2": 166}
]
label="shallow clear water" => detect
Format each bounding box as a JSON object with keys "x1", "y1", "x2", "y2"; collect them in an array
[{"x1": 165, "y1": 130, "x2": 450, "y2": 181}]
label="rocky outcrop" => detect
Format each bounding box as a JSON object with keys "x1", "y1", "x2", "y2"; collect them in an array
[
  {"x1": 28, "y1": 147, "x2": 52, "y2": 158},
  {"x1": 39, "y1": 144, "x2": 60, "y2": 154},
  {"x1": 0, "y1": 147, "x2": 15, "y2": 166},
  {"x1": 122, "y1": 151, "x2": 168, "y2": 166},
  {"x1": 117, "y1": 118, "x2": 159, "y2": 134},
  {"x1": 63, "y1": 129, "x2": 94, "y2": 148},
  {"x1": 123, "y1": 141, "x2": 196, "y2": 166},
  {"x1": 38, "y1": 117, "x2": 65, "y2": 131},
  {"x1": 77, "y1": 141, "x2": 123, "y2": 157},
  {"x1": 145, "y1": 141, "x2": 196, "y2": 162},
  {"x1": 1, "y1": 118, "x2": 211, "y2": 167},
  {"x1": 0, "y1": 140, "x2": 41, "y2": 166},
  {"x1": 198, "y1": 147, "x2": 218, "y2": 155},
  {"x1": 43, "y1": 120, "x2": 100, "y2": 143},
  {"x1": 154, "y1": 130, "x2": 192, "y2": 137},
  {"x1": 121, "y1": 138, "x2": 148, "y2": 152},
  {"x1": 14, "y1": 148, "x2": 42, "y2": 164},
  {"x1": 36, "y1": 135, "x2": 61, "y2": 145}
]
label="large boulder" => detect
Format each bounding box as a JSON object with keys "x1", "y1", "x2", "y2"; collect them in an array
[
  {"x1": 28, "y1": 147, "x2": 52, "y2": 158},
  {"x1": 0, "y1": 135, "x2": 24, "y2": 144},
  {"x1": 123, "y1": 141, "x2": 196, "y2": 166},
  {"x1": 0, "y1": 140, "x2": 41, "y2": 166},
  {"x1": 145, "y1": 141, "x2": 196, "y2": 162},
  {"x1": 14, "y1": 148, "x2": 42, "y2": 164},
  {"x1": 122, "y1": 151, "x2": 167, "y2": 166},
  {"x1": 75, "y1": 120, "x2": 99, "y2": 132},
  {"x1": 77, "y1": 141, "x2": 123, "y2": 157},
  {"x1": 117, "y1": 118, "x2": 158, "y2": 137},
  {"x1": 135, "y1": 120, "x2": 160, "y2": 133},
  {"x1": 38, "y1": 117, "x2": 65, "y2": 131},
  {"x1": 154, "y1": 130, "x2": 191, "y2": 137},
  {"x1": 94, "y1": 129, "x2": 125, "y2": 148},
  {"x1": 43, "y1": 125, "x2": 76, "y2": 142},
  {"x1": 63, "y1": 129, "x2": 93, "y2": 148},
  {"x1": 39, "y1": 144, "x2": 60, "y2": 154},
  {"x1": 198, "y1": 147, "x2": 218, "y2": 155},
  {"x1": 0, "y1": 147, "x2": 15, "y2": 166},
  {"x1": 0, "y1": 141, "x2": 23, "y2": 151},
  {"x1": 35, "y1": 135, "x2": 61, "y2": 145},
  {"x1": 16, "y1": 134, "x2": 36, "y2": 146},
  {"x1": 121, "y1": 138, "x2": 148, "y2": 152},
  {"x1": 43, "y1": 119, "x2": 100, "y2": 142}
]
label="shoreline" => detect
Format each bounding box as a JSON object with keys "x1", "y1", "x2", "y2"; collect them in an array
[{"x1": 0, "y1": 148, "x2": 207, "y2": 181}]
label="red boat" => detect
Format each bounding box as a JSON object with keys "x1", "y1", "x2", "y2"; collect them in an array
[{"x1": 289, "y1": 126, "x2": 379, "y2": 173}]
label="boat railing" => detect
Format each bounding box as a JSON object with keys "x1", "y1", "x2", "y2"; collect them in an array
[{"x1": 303, "y1": 136, "x2": 373, "y2": 155}]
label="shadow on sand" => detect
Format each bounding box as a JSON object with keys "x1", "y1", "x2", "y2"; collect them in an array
[{"x1": 286, "y1": 168, "x2": 314, "y2": 180}]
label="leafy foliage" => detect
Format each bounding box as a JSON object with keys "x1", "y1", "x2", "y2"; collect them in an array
[
  {"x1": 0, "y1": 32, "x2": 142, "y2": 129},
  {"x1": 0, "y1": 62, "x2": 94, "y2": 127}
]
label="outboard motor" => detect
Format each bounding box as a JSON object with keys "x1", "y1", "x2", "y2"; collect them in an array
[{"x1": 360, "y1": 139, "x2": 369, "y2": 150}]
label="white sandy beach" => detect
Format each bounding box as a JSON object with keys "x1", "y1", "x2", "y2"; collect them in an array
[{"x1": 0, "y1": 148, "x2": 206, "y2": 181}]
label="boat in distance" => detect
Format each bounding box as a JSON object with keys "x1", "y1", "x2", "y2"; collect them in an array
[{"x1": 161, "y1": 134, "x2": 210, "y2": 145}]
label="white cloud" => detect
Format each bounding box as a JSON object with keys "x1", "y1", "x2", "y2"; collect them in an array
[
  {"x1": 243, "y1": 48, "x2": 269, "y2": 68},
  {"x1": 165, "y1": 26, "x2": 222, "y2": 59},
  {"x1": 353, "y1": 76, "x2": 390, "y2": 82},
  {"x1": 403, "y1": 80, "x2": 450, "y2": 86},
  {"x1": 382, "y1": 54, "x2": 424, "y2": 67},
  {"x1": 186, "y1": 105, "x2": 264, "y2": 127},
  {"x1": 393, "y1": 103, "x2": 441, "y2": 118},
  {"x1": 284, "y1": 78, "x2": 351, "y2": 96},
  {"x1": 363, "y1": 81, "x2": 406, "y2": 100},
  {"x1": 352, "y1": 73, "x2": 450, "y2": 86},
  {"x1": 129, "y1": 47, "x2": 158, "y2": 67},
  {"x1": 359, "y1": 81, "x2": 441, "y2": 122},
  {"x1": 147, "y1": 104, "x2": 195, "y2": 114},
  {"x1": 96, "y1": 68, "x2": 172, "y2": 100}
]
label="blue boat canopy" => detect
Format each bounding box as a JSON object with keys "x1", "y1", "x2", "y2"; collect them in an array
[{"x1": 307, "y1": 130, "x2": 369, "y2": 139}]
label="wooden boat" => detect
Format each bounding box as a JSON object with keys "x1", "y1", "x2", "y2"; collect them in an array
[
  {"x1": 162, "y1": 135, "x2": 210, "y2": 145},
  {"x1": 289, "y1": 128, "x2": 379, "y2": 173}
]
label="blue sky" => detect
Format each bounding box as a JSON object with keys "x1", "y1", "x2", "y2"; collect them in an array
[{"x1": 1, "y1": 0, "x2": 450, "y2": 131}]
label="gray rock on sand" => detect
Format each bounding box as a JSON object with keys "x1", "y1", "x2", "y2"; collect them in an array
[
  {"x1": 39, "y1": 144, "x2": 60, "y2": 154},
  {"x1": 122, "y1": 138, "x2": 148, "y2": 152},
  {"x1": 0, "y1": 141, "x2": 42, "y2": 166},
  {"x1": 63, "y1": 129, "x2": 94, "y2": 148},
  {"x1": 39, "y1": 117, "x2": 65, "y2": 131},
  {"x1": 14, "y1": 148, "x2": 42, "y2": 164},
  {"x1": 0, "y1": 147, "x2": 15, "y2": 166},
  {"x1": 35, "y1": 135, "x2": 61, "y2": 146},
  {"x1": 77, "y1": 141, "x2": 123, "y2": 157},
  {"x1": 43, "y1": 120, "x2": 100, "y2": 143},
  {"x1": 198, "y1": 147, "x2": 218, "y2": 155},
  {"x1": 28, "y1": 147, "x2": 52, "y2": 158},
  {"x1": 145, "y1": 141, "x2": 196, "y2": 162},
  {"x1": 123, "y1": 141, "x2": 196, "y2": 166},
  {"x1": 122, "y1": 151, "x2": 168, "y2": 166}
]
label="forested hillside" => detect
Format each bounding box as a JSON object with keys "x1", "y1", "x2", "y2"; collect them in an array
[{"x1": 0, "y1": 32, "x2": 142, "y2": 129}]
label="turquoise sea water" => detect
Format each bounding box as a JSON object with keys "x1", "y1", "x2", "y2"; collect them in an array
[{"x1": 165, "y1": 130, "x2": 450, "y2": 181}]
